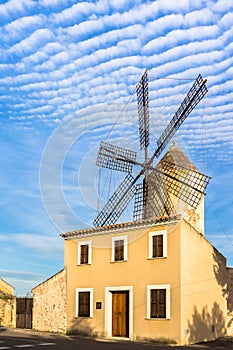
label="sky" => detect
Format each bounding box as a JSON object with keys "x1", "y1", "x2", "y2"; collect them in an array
[{"x1": 0, "y1": 0, "x2": 233, "y2": 296}]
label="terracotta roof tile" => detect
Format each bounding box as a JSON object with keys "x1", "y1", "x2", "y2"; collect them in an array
[{"x1": 61, "y1": 214, "x2": 181, "y2": 239}]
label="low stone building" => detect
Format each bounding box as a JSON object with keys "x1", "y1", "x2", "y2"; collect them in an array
[
  {"x1": 32, "y1": 269, "x2": 66, "y2": 333},
  {"x1": 0, "y1": 277, "x2": 16, "y2": 327}
]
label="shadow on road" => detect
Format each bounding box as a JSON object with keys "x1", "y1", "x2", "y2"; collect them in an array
[
  {"x1": 0, "y1": 326, "x2": 7, "y2": 333},
  {"x1": 0, "y1": 327, "x2": 233, "y2": 349}
]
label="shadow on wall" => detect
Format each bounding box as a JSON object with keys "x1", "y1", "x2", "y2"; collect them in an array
[
  {"x1": 67, "y1": 318, "x2": 96, "y2": 337},
  {"x1": 188, "y1": 303, "x2": 226, "y2": 344},
  {"x1": 213, "y1": 250, "x2": 233, "y2": 330},
  {"x1": 227, "y1": 268, "x2": 233, "y2": 330}
]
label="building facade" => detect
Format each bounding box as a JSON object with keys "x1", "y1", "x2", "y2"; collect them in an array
[{"x1": 62, "y1": 216, "x2": 230, "y2": 345}]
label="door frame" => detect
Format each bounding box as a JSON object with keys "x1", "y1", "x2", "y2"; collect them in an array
[{"x1": 105, "y1": 286, "x2": 133, "y2": 338}]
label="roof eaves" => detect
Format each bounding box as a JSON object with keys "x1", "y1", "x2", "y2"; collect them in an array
[{"x1": 61, "y1": 215, "x2": 181, "y2": 239}]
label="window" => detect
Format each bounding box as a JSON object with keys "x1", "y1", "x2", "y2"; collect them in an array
[
  {"x1": 76, "y1": 288, "x2": 93, "y2": 318},
  {"x1": 153, "y1": 235, "x2": 163, "y2": 257},
  {"x1": 78, "y1": 292, "x2": 90, "y2": 317},
  {"x1": 115, "y1": 239, "x2": 124, "y2": 261},
  {"x1": 112, "y1": 236, "x2": 127, "y2": 262},
  {"x1": 80, "y1": 244, "x2": 88, "y2": 264},
  {"x1": 78, "y1": 240, "x2": 92, "y2": 265},
  {"x1": 147, "y1": 285, "x2": 170, "y2": 319},
  {"x1": 151, "y1": 289, "x2": 166, "y2": 318},
  {"x1": 149, "y1": 230, "x2": 167, "y2": 259}
]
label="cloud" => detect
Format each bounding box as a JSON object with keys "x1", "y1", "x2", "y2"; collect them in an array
[
  {"x1": 0, "y1": 268, "x2": 61, "y2": 296},
  {"x1": 143, "y1": 25, "x2": 219, "y2": 54},
  {"x1": 3, "y1": 14, "x2": 45, "y2": 40},
  {"x1": 184, "y1": 8, "x2": 216, "y2": 27},
  {"x1": 0, "y1": 0, "x2": 35, "y2": 20},
  {"x1": 157, "y1": 0, "x2": 198, "y2": 13},
  {"x1": 213, "y1": 0, "x2": 233, "y2": 13},
  {"x1": 8, "y1": 28, "x2": 54, "y2": 56},
  {"x1": 52, "y1": 1, "x2": 96, "y2": 24},
  {"x1": 0, "y1": 268, "x2": 46, "y2": 281},
  {"x1": 10, "y1": 233, "x2": 63, "y2": 255}
]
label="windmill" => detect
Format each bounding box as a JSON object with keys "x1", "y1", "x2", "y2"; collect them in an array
[{"x1": 94, "y1": 70, "x2": 210, "y2": 227}]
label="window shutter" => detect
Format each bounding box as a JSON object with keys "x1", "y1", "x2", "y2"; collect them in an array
[
  {"x1": 80, "y1": 244, "x2": 89, "y2": 264},
  {"x1": 158, "y1": 289, "x2": 166, "y2": 318},
  {"x1": 114, "y1": 240, "x2": 124, "y2": 261},
  {"x1": 150, "y1": 289, "x2": 166, "y2": 318},
  {"x1": 152, "y1": 235, "x2": 163, "y2": 257},
  {"x1": 150, "y1": 290, "x2": 157, "y2": 318},
  {"x1": 78, "y1": 292, "x2": 90, "y2": 317}
]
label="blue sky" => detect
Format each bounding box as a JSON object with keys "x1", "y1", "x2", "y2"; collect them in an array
[{"x1": 0, "y1": 0, "x2": 233, "y2": 296}]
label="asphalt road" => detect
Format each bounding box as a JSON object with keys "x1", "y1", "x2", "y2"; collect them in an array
[{"x1": 0, "y1": 328, "x2": 233, "y2": 350}]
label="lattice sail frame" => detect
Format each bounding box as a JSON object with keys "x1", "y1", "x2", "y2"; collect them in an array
[
  {"x1": 136, "y1": 69, "x2": 150, "y2": 150},
  {"x1": 147, "y1": 173, "x2": 175, "y2": 217},
  {"x1": 96, "y1": 141, "x2": 137, "y2": 173},
  {"x1": 93, "y1": 173, "x2": 136, "y2": 227},
  {"x1": 133, "y1": 175, "x2": 175, "y2": 221},
  {"x1": 155, "y1": 74, "x2": 208, "y2": 158},
  {"x1": 156, "y1": 160, "x2": 211, "y2": 209},
  {"x1": 133, "y1": 183, "x2": 144, "y2": 221}
]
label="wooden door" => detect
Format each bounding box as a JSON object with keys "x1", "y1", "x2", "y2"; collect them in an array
[
  {"x1": 16, "y1": 298, "x2": 33, "y2": 329},
  {"x1": 112, "y1": 291, "x2": 129, "y2": 337}
]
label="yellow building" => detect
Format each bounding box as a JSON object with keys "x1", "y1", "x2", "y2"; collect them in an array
[{"x1": 62, "y1": 215, "x2": 230, "y2": 345}]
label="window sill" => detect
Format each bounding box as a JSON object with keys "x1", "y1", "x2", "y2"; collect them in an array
[
  {"x1": 145, "y1": 317, "x2": 170, "y2": 321},
  {"x1": 77, "y1": 263, "x2": 92, "y2": 266},
  {"x1": 75, "y1": 316, "x2": 93, "y2": 319},
  {"x1": 147, "y1": 257, "x2": 167, "y2": 260},
  {"x1": 110, "y1": 260, "x2": 127, "y2": 264}
]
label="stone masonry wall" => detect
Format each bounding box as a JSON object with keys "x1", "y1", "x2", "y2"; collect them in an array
[
  {"x1": 227, "y1": 267, "x2": 233, "y2": 335},
  {"x1": 32, "y1": 269, "x2": 66, "y2": 333},
  {"x1": 0, "y1": 293, "x2": 16, "y2": 327},
  {"x1": 0, "y1": 278, "x2": 16, "y2": 327}
]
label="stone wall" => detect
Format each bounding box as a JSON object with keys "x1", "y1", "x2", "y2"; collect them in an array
[
  {"x1": 0, "y1": 292, "x2": 16, "y2": 327},
  {"x1": 227, "y1": 267, "x2": 233, "y2": 335},
  {"x1": 32, "y1": 269, "x2": 66, "y2": 333},
  {"x1": 0, "y1": 278, "x2": 16, "y2": 327}
]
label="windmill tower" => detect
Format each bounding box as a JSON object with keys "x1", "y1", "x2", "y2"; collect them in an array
[{"x1": 94, "y1": 70, "x2": 210, "y2": 230}]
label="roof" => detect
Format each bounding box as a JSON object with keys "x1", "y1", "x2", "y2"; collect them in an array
[
  {"x1": 159, "y1": 142, "x2": 198, "y2": 172},
  {"x1": 0, "y1": 277, "x2": 14, "y2": 293},
  {"x1": 61, "y1": 215, "x2": 181, "y2": 239}
]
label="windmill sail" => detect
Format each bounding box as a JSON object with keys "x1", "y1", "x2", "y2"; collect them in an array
[
  {"x1": 96, "y1": 141, "x2": 137, "y2": 173},
  {"x1": 133, "y1": 183, "x2": 144, "y2": 221},
  {"x1": 147, "y1": 174, "x2": 175, "y2": 217},
  {"x1": 133, "y1": 176, "x2": 175, "y2": 221},
  {"x1": 153, "y1": 74, "x2": 208, "y2": 159},
  {"x1": 93, "y1": 174, "x2": 136, "y2": 227},
  {"x1": 156, "y1": 160, "x2": 210, "y2": 209},
  {"x1": 136, "y1": 69, "x2": 150, "y2": 150}
]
